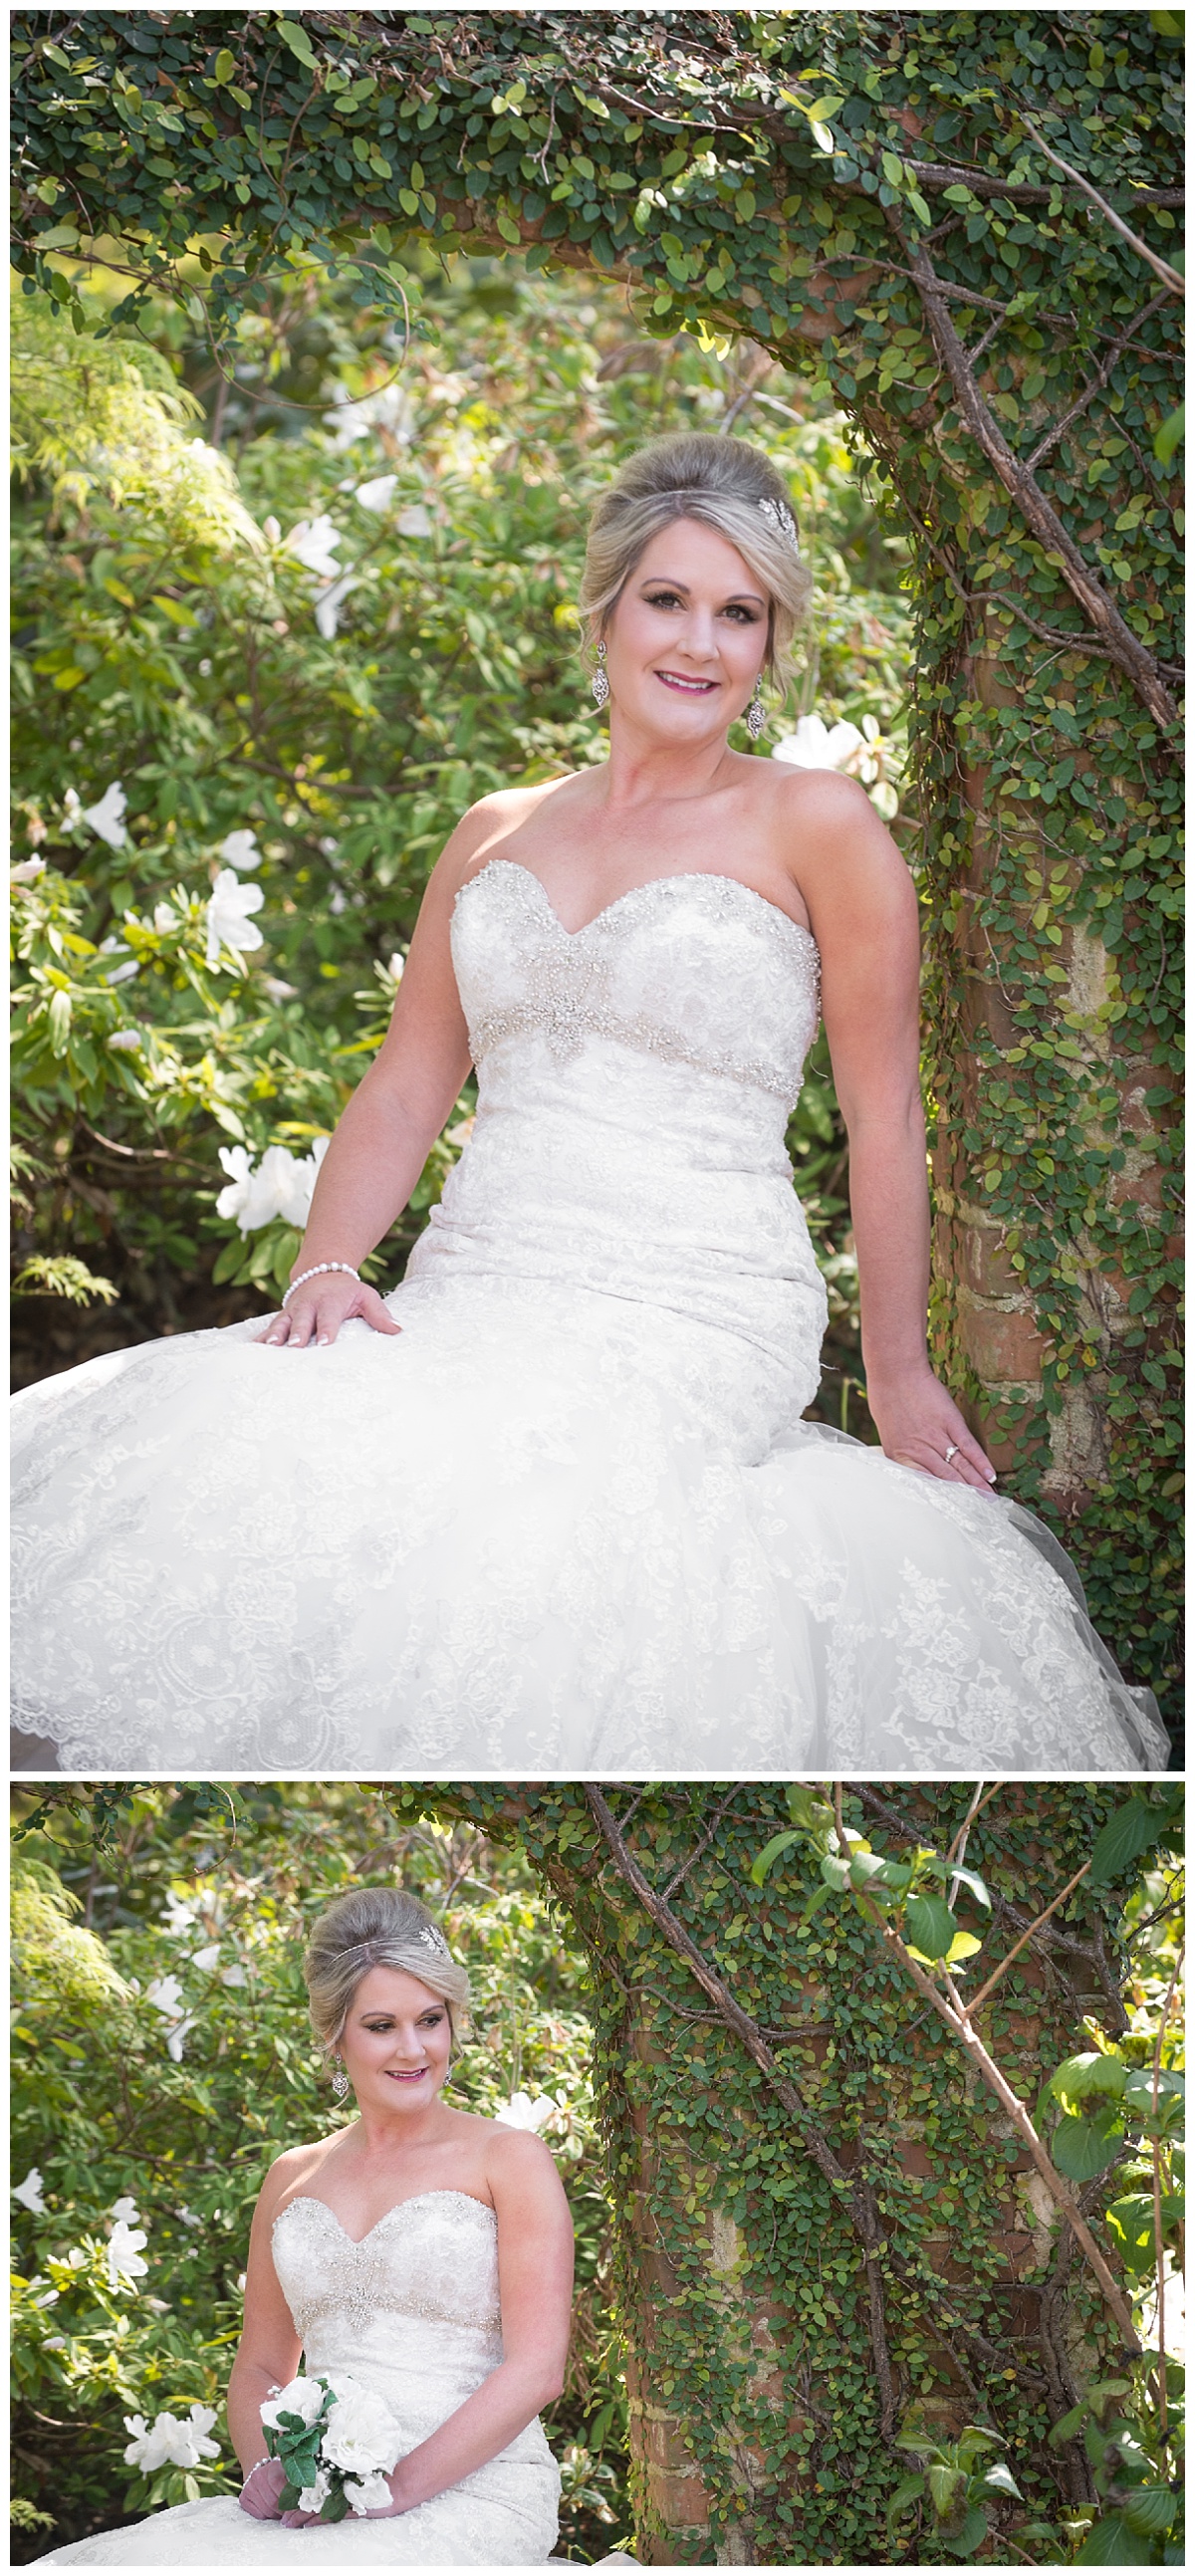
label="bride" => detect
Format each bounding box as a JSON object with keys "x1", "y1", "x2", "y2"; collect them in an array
[
  {"x1": 38, "y1": 1891, "x2": 573, "y2": 2566},
  {"x1": 11, "y1": 432, "x2": 1165, "y2": 1771}
]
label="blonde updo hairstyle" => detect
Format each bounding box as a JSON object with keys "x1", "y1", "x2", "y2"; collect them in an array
[
  {"x1": 579, "y1": 432, "x2": 814, "y2": 692},
  {"x1": 305, "y1": 1886, "x2": 472, "y2": 2065}
]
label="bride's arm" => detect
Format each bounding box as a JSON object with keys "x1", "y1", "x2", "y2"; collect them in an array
[
  {"x1": 788, "y1": 769, "x2": 996, "y2": 1492},
  {"x1": 385, "y1": 2130, "x2": 574, "y2": 2515},
  {"x1": 261, "y1": 798, "x2": 511, "y2": 1349},
  {"x1": 225, "y1": 2157, "x2": 305, "y2": 2477}
]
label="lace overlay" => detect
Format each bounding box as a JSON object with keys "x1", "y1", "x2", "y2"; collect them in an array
[
  {"x1": 38, "y1": 2191, "x2": 560, "y2": 2568},
  {"x1": 11, "y1": 863, "x2": 1167, "y2": 1771}
]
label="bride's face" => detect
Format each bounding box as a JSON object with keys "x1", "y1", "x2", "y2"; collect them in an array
[
  {"x1": 601, "y1": 518, "x2": 769, "y2": 740},
  {"x1": 339, "y1": 1966, "x2": 453, "y2": 2111}
]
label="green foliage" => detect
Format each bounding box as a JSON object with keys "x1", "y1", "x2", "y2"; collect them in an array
[
  {"x1": 887, "y1": 2423, "x2": 1022, "y2": 2559},
  {"x1": 1053, "y1": 2372, "x2": 1185, "y2": 2564},
  {"x1": 9, "y1": 1789, "x2": 631, "y2": 2565}
]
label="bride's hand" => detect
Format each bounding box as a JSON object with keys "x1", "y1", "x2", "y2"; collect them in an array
[
  {"x1": 257, "y1": 1274, "x2": 401, "y2": 1350},
  {"x1": 865, "y1": 1367, "x2": 998, "y2": 1494},
  {"x1": 238, "y1": 2457, "x2": 288, "y2": 2519},
  {"x1": 279, "y1": 2469, "x2": 405, "y2": 2527}
]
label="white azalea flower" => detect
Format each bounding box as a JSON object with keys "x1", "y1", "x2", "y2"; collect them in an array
[
  {"x1": 284, "y1": 515, "x2": 343, "y2": 580},
  {"x1": 205, "y1": 868, "x2": 265, "y2": 968},
  {"x1": 108, "y1": 2219, "x2": 150, "y2": 2290},
  {"x1": 190, "y1": 1943, "x2": 221, "y2": 1973},
  {"x1": 261, "y1": 2374, "x2": 327, "y2": 2433},
  {"x1": 108, "y1": 1029, "x2": 143, "y2": 1053},
  {"x1": 216, "y1": 1136, "x2": 329, "y2": 1234},
  {"x1": 123, "y1": 2404, "x2": 219, "y2": 2472},
  {"x1": 397, "y1": 504, "x2": 431, "y2": 538},
  {"x1": 298, "y1": 2468, "x2": 334, "y2": 2515},
  {"x1": 146, "y1": 1974, "x2": 185, "y2": 2018},
  {"x1": 386, "y1": 952, "x2": 405, "y2": 987},
  {"x1": 772, "y1": 713, "x2": 866, "y2": 771},
  {"x1": 160, "y1": 1893, "x2": 198, "y2": 1938},
  {"x1": 323, "y1": 382, "x2": 415, "y2": 448},
  {"x1": 219, "y1": 828, "x2": 262, "y2": 871},
  {"x1": 495, "y1": 2090, "x2": 556, "y2": 2133},
  {"x1": 110, "y1": 2196, "x2": 140, "y2": 2225},
  {"x1": 355, "y1": 474, "x2": 398, "y2": 512},
  {"x1": 263, "y1": 515, "x2": 281, "y2": 545},
  {"x1": 314, "y1": 572, "x2": 360, "y2": 640},
  {"x1": 263, "y1": 976, "x2": 299, "y2": 1003},
  {"x1": 13, "y1": 2167, "x2": 47, "y2": 2215},
  {"x1": 176, "y1": 2206, "x2": 204, "y2": 2229},
  {"x1": 62, "y1": 788, "x2": 84, "y2": 828},
  {"x1": 83, "y1": 782, "x2": 128, "y2": 848},
  {"x1": 344, "y1": 2470, "x2": 393, "y2": 2515},
  {"x1": 11, "y1": 856, "x2": 47, "y2": 883},
  {"x1": 165, "y1": 2015, "x2": 198, "y2": 2064},
  {"x1": 221, "y1": 1964, "x2": 248, "y2": 1988}
]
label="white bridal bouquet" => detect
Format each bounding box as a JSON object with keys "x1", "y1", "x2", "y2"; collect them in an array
[{"x1": 260, "y1": 2373, "x2": 402, "y2": 2521}]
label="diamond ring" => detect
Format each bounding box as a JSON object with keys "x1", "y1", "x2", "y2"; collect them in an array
[{"x1": 944, "y1": 1442, "x2": 960, "y2": 1465}]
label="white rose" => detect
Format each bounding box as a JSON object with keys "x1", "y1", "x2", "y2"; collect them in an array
[
  {"x1": 322, "y1": 2384, "x2": 401, "y2": 2475},
  {"x1": 261, "y1": 2374, "x2": 327, "y2": 2433},
  {"x1": 343, "y1": 2470, "x2": 393, "y2": 2516}
]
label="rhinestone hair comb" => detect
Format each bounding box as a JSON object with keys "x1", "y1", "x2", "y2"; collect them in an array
[
  {"x1": 417, "y1": 1923, "x2": 452, "y2": 1960},
  {"x1": 756, "y1": 495, "x2": 801, "y2": 553}
]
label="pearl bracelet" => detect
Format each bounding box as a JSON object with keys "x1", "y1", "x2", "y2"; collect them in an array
[
  {"x1": 282, "y1": 1261, "x2": 361, "y2": 1308},
  {"x1": 241, "y1": 2457, "x2": 272, "y2": 2486}
]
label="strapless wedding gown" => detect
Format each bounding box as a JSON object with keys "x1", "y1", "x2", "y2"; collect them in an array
[
  {"x1": 38, "y1": 2191, "x2": 560, "y2": 2566},
  {"x1": 11, "y1": 862, "x2": 1167, "y2": 1770}
]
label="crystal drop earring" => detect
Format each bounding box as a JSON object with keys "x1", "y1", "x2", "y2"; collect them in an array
[
  {"x1": 746, "y1": 674, "x2": 767, "y2": 741},
  {"x1": 591, "y1": 639, "x2": 610, "y2": 710},
  {"x1": 332, "y1": 2060, "x2": 350, "y2": 2100}
]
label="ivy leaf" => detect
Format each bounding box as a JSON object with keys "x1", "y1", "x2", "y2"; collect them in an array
[{"x1": 277, "y1": 20, "x2": 318, "y2": 70}]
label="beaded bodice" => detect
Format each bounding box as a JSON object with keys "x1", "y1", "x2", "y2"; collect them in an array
[
  {"x1": 452, "y1": 860, "x2": 820, "y2": 1103},
  {"x1": 272, "y1": 2190, "x2": 502, "y2": 2356}
]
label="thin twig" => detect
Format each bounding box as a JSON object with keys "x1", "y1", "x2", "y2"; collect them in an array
[
  {"x1": 660, "y1": 1787, "x2": 742, "y2": 1903},
  {"x1": 1025, "y1": 285, "x2": 1175, "y2": 473},
  {"x1": 1018, "y1": 118, "x2": 1185, "y2": 295},
  {"x1": 964, "y1": 1862, "x2": 1093, "y2": 2015}
]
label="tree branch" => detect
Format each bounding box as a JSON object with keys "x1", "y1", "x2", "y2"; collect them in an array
[
  {"x1": 892, "y1": 223, "x2": 1178, "y2": 729},
  {"x1": 1017, "y1": 118, "x2": 1185, "y2": 295}
]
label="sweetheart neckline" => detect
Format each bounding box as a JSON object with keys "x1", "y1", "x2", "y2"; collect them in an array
[
  {"x1": 457, "y1": 857, "x2": 819, "y2": 949},
  {"x1": 275, "y1": 2188, "x2": 497, "y2": 2249}
]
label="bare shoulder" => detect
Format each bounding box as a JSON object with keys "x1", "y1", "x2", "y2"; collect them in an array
[
  {"x1": 483, "y1": 2118, "x2": 570, "y2": 2207},
  {"x1": 436, "y1": 775, "x2": 580, "y2": 895},
  {"x1": 257, "y1": 2135, "x2": 339, "y2": 2219},
  {"x1": 771, "y1": 761, "x2": 893, "y2": 846}
]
